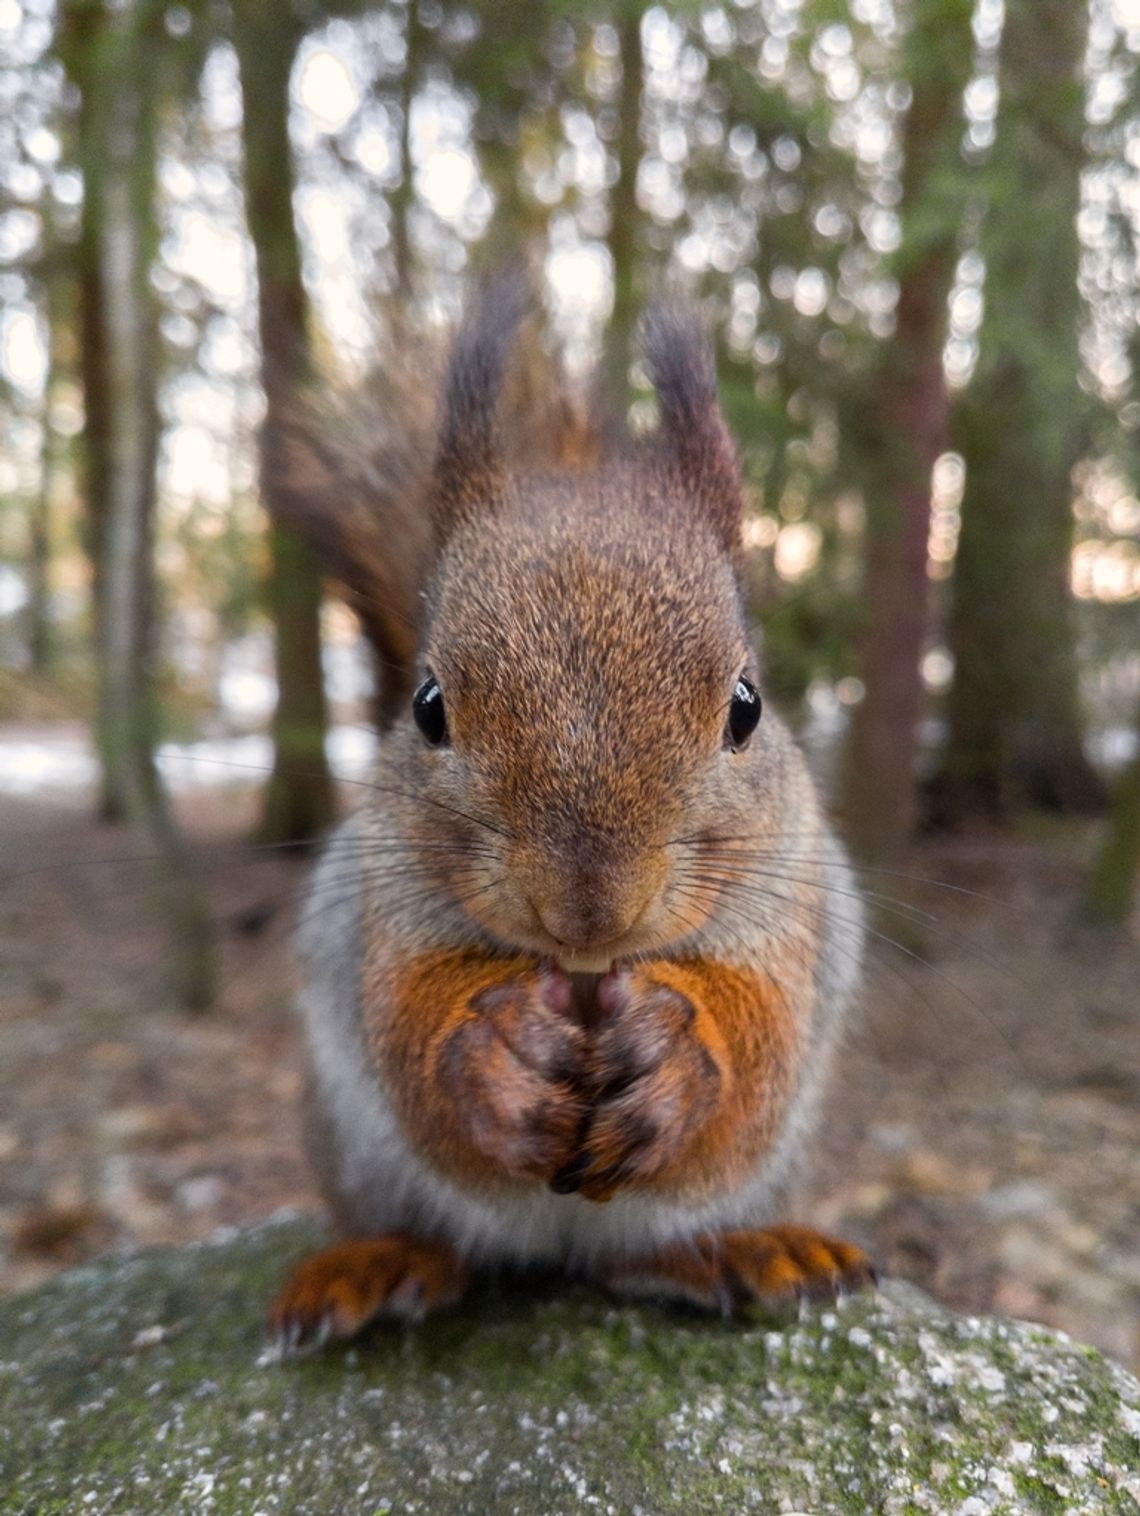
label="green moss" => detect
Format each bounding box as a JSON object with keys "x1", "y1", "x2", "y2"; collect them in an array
[{"x1": 0, "y1": 1219, "x2": 1137, "y2": 1515}]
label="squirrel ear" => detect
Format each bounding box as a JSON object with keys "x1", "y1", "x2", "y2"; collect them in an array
[
  {"x1": 642, "y1": 305, "x2": 742, "y2": 551},
  {"x1": 432, "y1": 270, "x2": 530, "y2": 543}
]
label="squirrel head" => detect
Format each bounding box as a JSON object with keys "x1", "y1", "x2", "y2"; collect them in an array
[{"x1": 399, "y1": 279, "x2": 766, "y2": 972}]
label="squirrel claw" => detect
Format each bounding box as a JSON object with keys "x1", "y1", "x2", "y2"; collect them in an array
[
  {"x1": 442, "y1": 967, "x2": 588, "y2": 1183},
  {"x1": 602, "y1": 1225, "x2": 875, "y2": 1313},
  {"x1": 549, "y1": 1150, "x2": 592, "y2": 1194},
  {"x1": 573, "y1": 1166, "x2": 625, "y2": 1204},
  {"x1": 718, "y1": 1226, "x2": 874, "y2": 1307},
  {"x1": 264, "y1": 1236, "x2": 467, "y2": 1359}
]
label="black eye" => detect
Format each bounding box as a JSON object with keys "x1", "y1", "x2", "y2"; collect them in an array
[
  {"x1": 413, "y1": 675, "x2": 448, "y2": 746},
  {"x1": 726, "y1": 676, "x2": 762, "y2": 751}
]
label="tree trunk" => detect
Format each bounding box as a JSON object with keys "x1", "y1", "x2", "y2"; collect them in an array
[
  {"x1": 449, "y1": 9, "x2": 552, "y2": 264},
  {"x1": 603, "y1": 5, "x2": 645, "y2": 415},
  {"x1": 391, "y1": 0, "x2": 421, "y2": 292},
  {"x1": 937, "y1": 0, "x2": 1103, "y2": 820},
  {"x1": 98, "y1": 0, "x2": 215, "y2": 1011},
  {"x1": 26, "y1": 431, "x2": 54, "y2": 676},
  {"x1": 234, "y1": 0, "x2": 336, "y2": 845},
  {"x1": 842, "y1": 0, "x2": 974, "y2": 859},
  {"x1": 26, "y1": 246, "x2": 76, "y2": 676},
  {"x1": 60, "y1": 0, "x2": 124, "y2": 817},
  {"x1": 1080, "y1": 706, "x2": 1140, "y2": 927}
]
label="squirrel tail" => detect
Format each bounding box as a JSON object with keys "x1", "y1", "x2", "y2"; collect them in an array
[
  {"x1": 272, "y1": 331, "x2": 439, "y2": 728},
  {"x1": 273, "y1": 301, "x2": 597, "y2": 727}
]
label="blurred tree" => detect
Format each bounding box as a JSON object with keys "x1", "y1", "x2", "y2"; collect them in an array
[
  {"x1": 390, "y1": 0, "x2": 422, "y2": 290},
  {"x1": 603, "y1": 3, "x2": 646, "y2": 413},
  {"x1": 701, "y1": 5, "x2": 882, "y2": 698},
  {"x1": 29, "y1": 0, "x2": 1128, "y2": 867},
  {"x1": 444, "y1": 3, "x2": 565, "y2": 262},
  {"x1": 78, "y1": 0, "x2": 215, "y2": 1009},
  {"x1": 58, "y1": 0, "x2": 212, "y2": 802},
  {"x1": 937, "y1": 0, "x2": 1104, "y2": 820},
  {"x1": 233, "y1": 0, "x2": 336, "y2": 844},
  {"x1": 26, "y1": 245, "x2": 72, "y2": 675},
  {"x1": 58, "y1": 0, "x2": 120, "y2": 815},
  {"x1": 24, "y1": 478, "x2": 52, "y2": 673},
  {"x1": 841, "y1": 0, "x2": 974, "y2": 857},
  {"x1": 1080, "y1": 705, "x2": 1140, "y2": 927}
]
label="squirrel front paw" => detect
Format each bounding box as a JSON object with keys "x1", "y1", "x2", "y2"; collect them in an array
[
  {"x1": 552, "y1": 966, "x2": 721, "y2": 1202},
  {"x1": 264, "y1": 1235, "x2": 468, "y2": 1359},
  {"x1": 436, "y1": 964, "x2": 589, "y2": 1183}
]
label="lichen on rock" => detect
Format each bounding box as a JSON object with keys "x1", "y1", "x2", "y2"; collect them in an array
[{"x1": 0, "y1": 1216, "x2": 1136, "y2": 1515}]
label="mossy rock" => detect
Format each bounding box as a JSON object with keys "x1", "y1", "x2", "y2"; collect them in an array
[{"x1": 0, "y1": 1217, "x2": 1137, "y2": 1515}]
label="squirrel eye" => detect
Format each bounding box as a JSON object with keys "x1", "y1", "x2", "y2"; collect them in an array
[
  {"x1": 412, "y1": 675, "x2": 448, "y2": 746},
  {"x1": 726, "y1": 676, "x2": 762, "y2": 751}
]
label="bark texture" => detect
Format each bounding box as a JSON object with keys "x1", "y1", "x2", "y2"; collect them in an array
[
  {"x1": 92, "y1": 0, "x2": 215, "y2": 1010},
  {"x1": 842, "y1": 0, "x2": 974, "y2": 859},
  {"x1": 60, "y1": 0, "x2": 123, "y2": 817},
  {"x1": 234, "y1": 0, "x2": 336, "y2": 845},
  {"x1": 938, "y1": 0, "x2": 1103, "y2": 820},
  {"x1": 1081, "y1": 705, "x2": 1140, "y2": 927},
  {"x1": 603, "y1": 5, "x2": 645, "y2": 416}
]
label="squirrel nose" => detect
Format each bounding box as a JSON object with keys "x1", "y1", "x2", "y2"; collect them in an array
[
  {"x1": 535, "y1": 897, "x2": 642, "y2": 951},
  {"x1": 531, "y1": 865, "x2": 660, "y2": 951},
  {"x1": 523, "y1": 842, "x2": 669, "y2": 952}
]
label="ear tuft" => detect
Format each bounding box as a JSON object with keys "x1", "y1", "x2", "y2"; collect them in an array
[
  {"x1": 433, "y1": 269, "x2": 530, "y2": 541},
  {"x1": 642, "y1": 304, "x2": 742, "y2": 550}
]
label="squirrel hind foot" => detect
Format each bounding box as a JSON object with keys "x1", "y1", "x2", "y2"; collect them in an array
[
  {"x1": 600, "y1": 1225, "x2": 875, "y2": 1316},
  {"x1": 263, "y1": 1235, "x2": 468, "y2": 1361}
]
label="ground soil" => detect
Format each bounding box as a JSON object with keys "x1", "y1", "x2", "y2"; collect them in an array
[{"x1": 1, "y1": 785, "x2": 1136, "y2": 1368}]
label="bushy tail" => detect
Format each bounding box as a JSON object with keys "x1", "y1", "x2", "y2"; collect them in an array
[
  {"x1": 273, "y1": 334, "x2": 440, "y2": 727},
  {"x1": 273, "y1": 305, "x2": 597, "y2": 727}
]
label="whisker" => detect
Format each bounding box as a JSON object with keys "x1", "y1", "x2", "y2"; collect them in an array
[
  {"x1": 685, "y1": 853, "x2": 931, "y2": 923},
  {"x1": 670, "y1": 832, "x2": 1023, "y2": 912},
  {"x1": 681, "y1": 857, "x2": 1031, "y2": 993},
  {"x1": 680, "y1": 868, "x2": 1025, "y2": 1063},
  {"x1": 775, "y1": 855, "x2": 1020, "y2": 912},
  {"x1": 0, "y1": 834, "x2": 500, "y2": 890},
  {"x1": 145, "y1": 750, "x2": 520, "y2": 843},
  {"x1": 668, "y1": 880, "x2": 969, "y2": 1095}
]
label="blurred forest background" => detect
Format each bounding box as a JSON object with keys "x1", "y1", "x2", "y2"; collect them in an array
[{"x1": 0, "y1": 0, "x2": 1137, "y2": 1365}]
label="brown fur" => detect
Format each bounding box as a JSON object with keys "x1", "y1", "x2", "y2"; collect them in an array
[
  {"x1": 273, "y1": 300, "x2": 596, "y2": 725},
  {"x1": 274, "y1": 360, "x2": 437, "y2": 726},
  {"x1": 565, "y1": 958, "x2": 802, "y2": 1203},
  {"x1": 358, "y1": 948, "x2": 801, "y2": 1206},
  {"x1": 364, "y1": 950, "x2": 589, "y2": 1189},
  {"x1": 269, "y1": 278, "x2": 869, "y2": 1351}
]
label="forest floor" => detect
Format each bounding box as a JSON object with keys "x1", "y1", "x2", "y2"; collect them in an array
[{"x1": 0, "y1": 783, "x2": 1137, "y2": 1369}]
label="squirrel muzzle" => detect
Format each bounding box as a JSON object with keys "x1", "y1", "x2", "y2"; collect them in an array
[{"x1": 516, "y1": 841, "x2": 673, "y2": 967}]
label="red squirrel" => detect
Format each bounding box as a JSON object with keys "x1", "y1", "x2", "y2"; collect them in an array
[{"x1": 265, "y1": 278, "x2": 872, "y2": 1355}]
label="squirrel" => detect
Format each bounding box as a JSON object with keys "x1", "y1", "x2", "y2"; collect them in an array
[{"x1": 265, "y1": 276, "x2": 872, "y2": 1355}]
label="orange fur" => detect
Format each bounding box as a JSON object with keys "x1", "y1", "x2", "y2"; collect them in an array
[
  {"x1": 364, "y1": 950, "x2": 590, "y2": 1190},
  {"x1": 603, "y1": 1226, "x2": 873, "y2": 1310},
  {"x1": 567, "y1": 958, "x2": 803, "y2": 1202},
  {"x1": 268, "y1": 286, "x2": 870, "y2": 1353},
  {"x1": 268, "y1": 1236, "x2": 467, "y2": 1349},
  {"x1": 361, "y1": 947, "x2": 802, "y2": 1206}
]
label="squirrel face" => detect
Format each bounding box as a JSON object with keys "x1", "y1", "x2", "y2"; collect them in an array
[
  {"x1": 417, "y1": 477, "x2": 755, "y2": 968},
  {"x1": 391, "y1": 281, "x2": 765, "y2": 971}
]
